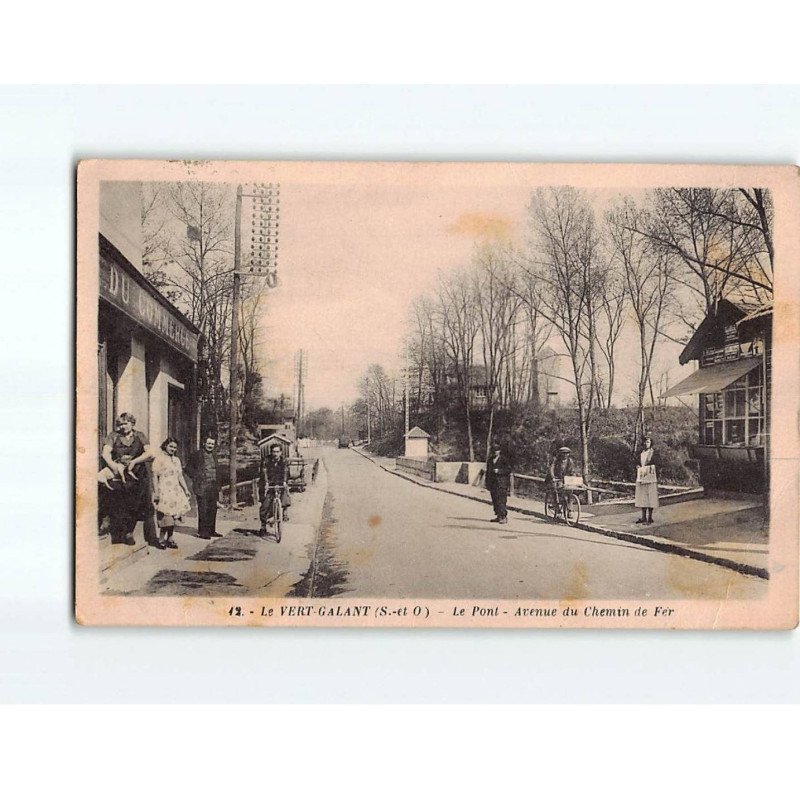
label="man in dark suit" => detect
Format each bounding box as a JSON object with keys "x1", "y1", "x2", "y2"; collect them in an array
[
  {"x1": 191, "y1": 433, "x2": 222, "y2": 539},
  {"x1": 485, "y1": 441, "x2": 512, "y2": 525}
]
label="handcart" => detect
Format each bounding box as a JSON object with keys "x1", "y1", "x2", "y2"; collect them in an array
[{"x1": 287, "y1": 457, "x2": 307, "y2": 492}]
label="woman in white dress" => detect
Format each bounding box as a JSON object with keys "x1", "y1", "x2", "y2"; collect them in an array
[
  {"x1": 151, "y1": 438, "x2": 192, "y2": 549},
  {"x1": 634, "y1": 436, "x2": 660, "y2": 525}
]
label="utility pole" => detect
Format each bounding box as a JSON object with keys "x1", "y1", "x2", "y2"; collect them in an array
[
  {"x1": 295, "y1": 349, "x2": 306, "y2": 434},
  {"x1": 366, "y1": 376, "x2": 371, "y2": 445},
  {"x1": 229, "y1": 182, "x2": 280, "y2": 506},
  {"x1": 404, "y1": 339, "x2": 410, "y2": 436},
  {"x1": 228, "y1": 185, "x2": 242, "y2": 506}
]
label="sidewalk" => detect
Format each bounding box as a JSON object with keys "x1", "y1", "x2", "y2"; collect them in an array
[
  {"x1": 101, "y1": 459, "x2": 329, "y2": 597},
  {"x1": 353, "y1": 448, "x2": 769, "y2": 579}
]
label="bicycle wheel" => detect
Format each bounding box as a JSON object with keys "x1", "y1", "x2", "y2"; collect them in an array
[
  {"x1": 564, "y1": 494, "x2": 581, "y2": 527},
  {"x1": 544, "y1": 490, "x2": 558, "y2": 521},
  {"x1": 273, "y1": 497, "x2": 282, "y2": 543}
]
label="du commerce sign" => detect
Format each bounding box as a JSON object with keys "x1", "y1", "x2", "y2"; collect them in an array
[{"x1": 100, "y1": 253, "x2": 199, "y2": 361}]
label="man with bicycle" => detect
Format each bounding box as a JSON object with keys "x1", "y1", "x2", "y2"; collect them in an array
[
  {"x1": 547, "y1": 446, "x2": 577, "y2": 506},
  {"x1": 259, "y1": 443, "x2": 291, "y2": 534}
]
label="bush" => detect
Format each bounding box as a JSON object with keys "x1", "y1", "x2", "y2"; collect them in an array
[
  {"x1": 366, "y1": 429, "x2": 405, "y2": 457},
  {"x1": 590, "y1": 436, "x2": 634, "y2": 482},
  {"x1": 369, "y1": 401, "x2": 700, "y2": 486}
]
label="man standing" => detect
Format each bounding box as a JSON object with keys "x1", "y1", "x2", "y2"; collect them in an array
[
  {"x1": 191, "y1": 433, "x2": 222, "y2": 540},
  {"x1": 259, "y1": 443, "x2": 291, "y2": 534},
  {"x1": 485, "y1": 441, "x2": 512, "y2": 525}
]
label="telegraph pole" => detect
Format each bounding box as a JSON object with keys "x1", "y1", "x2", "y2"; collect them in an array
[
  {"x1": 229, "y1": 182, "x2": 280, "y2": 506},
  {"x1": 366, "y1": 376, "x2": 371, "y2": 445},
  {"x1": 229, "y1": 185, "x2": 242, "y2": 506},
  {"x1": 404, "y1": 340, "x2": 410, "y2": 435}
]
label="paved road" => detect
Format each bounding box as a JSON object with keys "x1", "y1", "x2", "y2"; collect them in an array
[{"x1": 312, "y1": 447, "x2": 765, "y2": 600}]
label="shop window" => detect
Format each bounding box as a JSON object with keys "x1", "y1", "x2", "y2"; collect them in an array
[{"x1": 700, "y1": 366, "x2": 764, "y2": 447}]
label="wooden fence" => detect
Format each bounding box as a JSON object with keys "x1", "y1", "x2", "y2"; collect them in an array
[{"x1": 220, "y1": 458, "x2": 320, "y2": 506}]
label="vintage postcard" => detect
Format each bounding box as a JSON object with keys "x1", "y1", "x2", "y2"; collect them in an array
[{"x1": 76, "y1": 160, "x2": 799, "y2": 628}]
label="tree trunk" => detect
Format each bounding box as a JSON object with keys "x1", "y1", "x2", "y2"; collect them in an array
[
  {"x1": 486, "y1": 400, "x2": 495, "y2": 458},
  {"x1": 579, "y1": 412, "x2": 593, "y2": 505},
  {"x1": 530, "y1": 354, "x2": 540, "y2": 407},
  {"x1": 465, "y1": 398, "x2": 474, "y2": 462}
]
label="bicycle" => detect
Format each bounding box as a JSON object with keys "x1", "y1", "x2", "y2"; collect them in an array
[
  {"x1": 544, "y1": 483, "x2": 582, "y2": 527},
  {"x1": 264, "y1": 483, "x2": 288, "y2": 543}
]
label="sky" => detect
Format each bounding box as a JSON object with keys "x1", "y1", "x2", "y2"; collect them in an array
[
  {"x1": 255, "y1": 178, "x2": 694, "y2": 411},
  {"x1": 259, "y1": 180, "x2": 532, "y2": 408}
]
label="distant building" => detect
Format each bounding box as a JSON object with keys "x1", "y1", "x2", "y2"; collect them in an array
[
  {"x1": 535, "y1": 345, "x2": 569, "y2": 407},
  {"x1": 439, "y1": 351, "x2": 571, "y2": 409},
  {"x1": 663, "y1": 298, "x2": 771, "y2": 495},
  {"x1": 257, "y1": 415, "x2": 296, "y2": 443},
  {"x1": 467, "y1": 365, "x2": 489, "y2": 408},
  {"x1": 443, "y1": 364, "x2": 490, "y2": 408}
]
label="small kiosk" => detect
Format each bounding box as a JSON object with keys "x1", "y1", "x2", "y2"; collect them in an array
[{"x1": 404, "y1": 426, "x2": 431, "y2": 459}]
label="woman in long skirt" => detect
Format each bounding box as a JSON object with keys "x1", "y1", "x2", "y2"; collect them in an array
[
  {"x1": 151, "y1": 437, "x2": 192, "y2": 549},
  {"x1": 634, "y1": 436, "x2": 660, "y2": 525}
]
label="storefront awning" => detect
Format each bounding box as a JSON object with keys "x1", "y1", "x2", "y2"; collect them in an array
[{"x1": 662, "y1": 356, "x2": 761, "y2": 398}]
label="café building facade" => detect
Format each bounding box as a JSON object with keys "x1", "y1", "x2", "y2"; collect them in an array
[
  {"x1": 663, "y1": 298, "x2": 771, "y2": 495},
  {"x1": 98, "y1": 182, "x2": 202, "y2": 465}
]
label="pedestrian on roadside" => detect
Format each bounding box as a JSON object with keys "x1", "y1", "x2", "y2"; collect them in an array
[
  {"x1": 259, "y1": 442, "x2": 292, "y2": 534},
  {"x1": 634, "y1": 435, "x2": 660, "y2": 525},
  {"x1": 151, "y1": 437, "x2": 192, "y2": 550},
  {"x1": 190, "y1": 433, "x2": 223, "y2": 540},
  {"x1": 100, "y1": 412, "x2": 155, "y2": 545},
  {"x1": 485, "y1": 441, "x2": 512, "y2": 525}
]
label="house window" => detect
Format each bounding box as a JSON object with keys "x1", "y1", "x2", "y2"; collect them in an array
[{"x1": 701, "y1": 366, "x2": 764, "y2": 446}]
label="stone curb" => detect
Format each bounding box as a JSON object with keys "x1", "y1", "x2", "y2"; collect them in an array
[{"x1": 352, "y1": 447, "x2": 769, "y2": 581}]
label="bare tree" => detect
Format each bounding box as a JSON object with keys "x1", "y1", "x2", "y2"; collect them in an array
[
  {"x1": 409, "y1": 294, "x2": 447, "y2": 415},
  {"x1": 607, "y1": 198, "x2": 675, "y2": 450},
  {"x1": 358, "y1": 363, "x2": 396, "y2": 438},
  {"x1": 523, "y1": 187, "x2": 605, "y2": 498},
  {"x1": 472, "y1": 244, "x2": 522, "y2": 455},
  {"x1": 237, "y1": 280, "x2": 270, "y2": 428},
  {"x1": 631, "y1": 189, "x2": 772, "y2": 321},
  {"x1": 507, "y1": 246, "x2": 553, "y2": 407},
  {"x1": 592, "y1": 253, "x2": 626, "y2": 410},
  {"x1": 142, "y1": 182, "x2": 236, "y2": 427},
  {"x1": 437, "y1": 269, "x2": 480, "y2": 461}
]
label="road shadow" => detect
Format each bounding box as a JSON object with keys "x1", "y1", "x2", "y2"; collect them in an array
[
  {"x1": 187, "y1": 535, "x2": 259, "y2": 563},
  {"x1": 440, "y1": 519, "x2": 651, "y2": 553},
  {"x1": 132, "y1": 569, "x2": 245, "y2": 596},
  {"x1": 289, "y1": 492, "x2": 350, "y2": 598}
]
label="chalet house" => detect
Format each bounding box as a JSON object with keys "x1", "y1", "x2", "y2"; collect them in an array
[{"x1": 663, "y1": 298, "x2": 771, "y2": 495}]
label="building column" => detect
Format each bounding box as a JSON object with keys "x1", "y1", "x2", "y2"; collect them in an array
[{"x1": 116, "y1": 336, "x2": 148, "y2": 432}]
